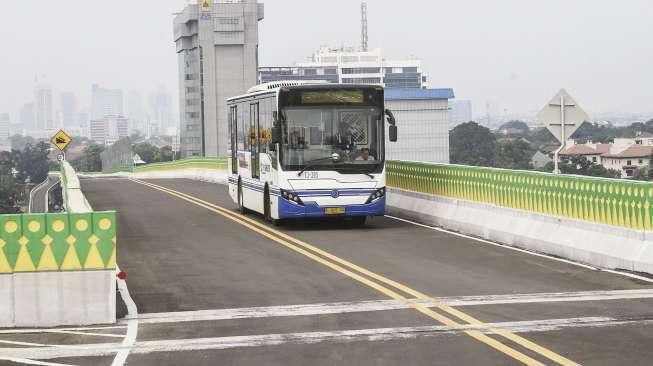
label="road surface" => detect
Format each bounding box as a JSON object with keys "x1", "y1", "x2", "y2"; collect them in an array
[
  {"x1": 28, "y1": 175, "x2": 60, "y2": 213},
  {"x1": 2, "y1": 177, "x2": 653, "y2": 366}
]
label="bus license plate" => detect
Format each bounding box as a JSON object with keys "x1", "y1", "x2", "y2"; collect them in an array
[{"x1": 324, "y1": 207, "x2": 346, "y2": 215}]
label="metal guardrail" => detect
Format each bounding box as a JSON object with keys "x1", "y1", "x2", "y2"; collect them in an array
[{"x1": 386, "y1": 161, "x2": 653, "y2": 231}]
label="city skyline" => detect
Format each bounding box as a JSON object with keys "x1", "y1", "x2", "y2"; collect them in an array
[{"x1": 1, "y1": 0, "x2": 652, "y2": 123}]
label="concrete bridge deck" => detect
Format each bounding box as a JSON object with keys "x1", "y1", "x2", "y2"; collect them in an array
[{"x1": 2, "y1": 177, "x2": 652, "y2": 366}]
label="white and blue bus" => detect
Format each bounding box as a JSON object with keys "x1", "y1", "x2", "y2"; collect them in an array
[{"x1": 227, "y1": 81, "x2": 397, "y2": 225}]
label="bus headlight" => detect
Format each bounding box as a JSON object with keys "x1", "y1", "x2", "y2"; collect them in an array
[
  {"x1": 281, "y1": 189, "x2": 304, "y2": 205},
  {"x1": 365, "y1": 187, "x2": 386, "y2": 204}
]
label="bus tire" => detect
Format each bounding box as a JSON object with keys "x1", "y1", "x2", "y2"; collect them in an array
[
  {"x1": 238, "y1": 179, "x2": 247, "y2": 214},
  {"x1": 264, "y1": 187, "x2": 280, "y2": 226}
]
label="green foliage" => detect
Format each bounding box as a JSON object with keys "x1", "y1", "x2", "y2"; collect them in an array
[
  {"x1": 495, "y1": 139, "x2": 536, "y2": 170},
  {"x1": 133, "y1": 143, "x2": 160, "y2": 164},
  {"x1": 133, "y1": 143, "x2": 174, "y2": 164},
  {"x1": 13, "y1": 141, "x2": 51, "y2": 184},
  {"x1": 543, "y1": 155, "x2": 621, "y2": 179},
  {"x1": 633, "y1": 167, "x2": 649, "y2": 181},
  {"x1": 450, "y1": 122, "x2": 496, "y2": 166},
  {"x1": 159, "y1": 146, "x2": 174, "y2": 162},
  {"x1": 71, "y1": 144, "x2": 105, "y2": 172},
  {"x1": 0, "y1": 151, "x2": 20, "y2": 213},
  {"x1": 8, "y1": 134, "x2": 37, "y2": 151},
  {"x1": 572, "y1": 120, "x2": 653, "y2": 143}
]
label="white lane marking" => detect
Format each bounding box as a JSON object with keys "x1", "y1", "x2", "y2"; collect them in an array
[
  {"x1": 0, "y1": 357, "x2": 76, "y2": 366},
  {"x1": 111, "y1": 265, "x2": 139, "y2": 366},
  {"x1": 0, "y1": 326, "x2": 126, "y2": 335},
  {"x1": 47, "y1": 330, "x2": 125, "y2": 339},
  {"x1": 125, "y1": 289, "x2": 653, "y2": 325},
  {"x1": 386, "y1": 214, "x2": 653, "y2": 283},
  {"x1": 4, "y1": 316, "x2": 652, "y2": 360}
]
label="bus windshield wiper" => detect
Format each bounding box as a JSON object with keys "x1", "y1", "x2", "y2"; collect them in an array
[{"x1": 297, "y1": 157, "x2": 336, "y2": 177}]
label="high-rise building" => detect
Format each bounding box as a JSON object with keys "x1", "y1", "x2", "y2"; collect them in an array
[
  {"x1": 91, "y1": 84, "x2": 124, "y2": 120},
  {"x1": 259, "y1": 47, "x2": 428, "y2": 89},
  {"x1": 60, "y1": 92, "x2": 78, "y2": 128},
  {"x1": 148, "y1": 86, "x2": 173, "y2": 136},
  {"x1": 90, "y1": 115, "x2": 129, "y2": 145},
  {"x1": 127, "y1": 91, "x2": 146, "y2": 134},
  {"x1": 448, "y1": 100, "x2": 473, "y2": 128},
  {"x1": 173, "y1": 0, "x2": 264, "y2": 158},
  {"x1": 0, "y1": 113, "x2": 10, "y2": 140},
  {"x1": 34, "y1": 84, "x2": 54, "y2": 131},
  {"x1": 19, "y1": 103, "x2": 34, "y2": 130}
]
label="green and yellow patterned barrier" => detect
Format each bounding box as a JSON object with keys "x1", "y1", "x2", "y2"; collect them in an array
[
  {"x1": 0, "y1": 212, "x2": 116, "y2": 273},
  {"x1": 387, "y1": 161, "x2": 653, "y2": 231}
]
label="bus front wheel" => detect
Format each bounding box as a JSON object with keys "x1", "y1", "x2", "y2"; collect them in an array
[
  {"x1": 238, "y1": 180, "x2": 247, "y2": 214},
  {"x1": 264, "y1": 188, "x2": 280, "y2": 226}
]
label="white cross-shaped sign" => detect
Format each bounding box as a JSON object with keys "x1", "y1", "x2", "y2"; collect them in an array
[
  {"x1": 537, "y1": 89, "x2": 589, "y2": 174},
  {"x1": 537, "y1": 89, "x2": 588, "y2": 144}
]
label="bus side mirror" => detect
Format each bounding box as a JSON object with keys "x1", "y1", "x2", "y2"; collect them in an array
[
  {"x1": 385, "y1": 109, "x2": 397, "y2": 142},
  {"x1": 389, "y1": 125, "x2": 397, "y2": 142},
  {"x1": 271, "y1": 126, "x2": 282, "y2": 144}
]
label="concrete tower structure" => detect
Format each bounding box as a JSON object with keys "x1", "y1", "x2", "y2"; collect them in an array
[{"x1": 174, "y1": 0, "x2": 264, "y2": 158}]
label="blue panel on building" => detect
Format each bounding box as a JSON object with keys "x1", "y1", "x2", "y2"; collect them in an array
[{"x1": 385, "y1": 88, "x2": 455, "y2": 100}]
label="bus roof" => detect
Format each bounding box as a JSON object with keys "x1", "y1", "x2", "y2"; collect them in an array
[{"x1": 226, "y1": 82, "x2": 383, "y2": 103}]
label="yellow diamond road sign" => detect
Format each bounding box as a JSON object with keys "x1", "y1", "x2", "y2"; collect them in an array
[{"x1": 51, "y1": 130, "x2": 72, "y2": 151}]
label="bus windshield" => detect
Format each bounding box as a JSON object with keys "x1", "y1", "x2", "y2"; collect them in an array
[{"x1": 280, "y1": 106, "x2": 384, "y2": 173}]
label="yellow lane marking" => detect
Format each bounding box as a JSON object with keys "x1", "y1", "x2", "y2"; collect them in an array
[{"x1": 130, "y1": 178, "x2": 579, "y2": 366}]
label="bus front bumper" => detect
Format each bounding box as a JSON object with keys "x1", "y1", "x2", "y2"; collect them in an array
[{"x1": 278, "y1": 197, "x2": 385, "y2": 219}]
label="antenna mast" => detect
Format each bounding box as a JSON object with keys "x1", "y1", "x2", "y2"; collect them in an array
[{"x1": 361, "y1": 2, "x2": 368, "y2": 52}]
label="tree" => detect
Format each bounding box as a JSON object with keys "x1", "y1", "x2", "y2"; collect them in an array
[
  {"x1": 14, "y1": 141, "x2": 51, "y2": 184},
  {"x1": 133, "y1": 142, "x2": 161, "y2": 164},
  {"x1": 633, "y1": 167, "x2": 649, "y2": 181},
  {"x1": 8, "y1": 134, "x2": 36, "y2": 151},
  {"x1": 450, "y1": 122, "x2": 496, "y2": 167},
  {"x1": 71, "y1": 143, "x2": 105, "y2": 172},
  {"x1": 545, "y1": 155, "x2": 621, "y2": 178},
  {"x1": 159, "y1": 146, "x2": 174, "y2": 162},
  {"x1": 0, "y1": 151, "x2": 20, "y2": 213},
  {"x1": 495, "y1": 139, "x2": 536, "y2": 170}
]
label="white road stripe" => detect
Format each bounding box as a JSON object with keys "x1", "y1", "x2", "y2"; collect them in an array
[
  {"x1": 111, "y1": 265, "x2": 139, "y2": 366},
  {"x1": 0, "y1": 357, "x2": 76, "y2": 366},
  {"x1": 0, "y1": 326, "x2": 126, "y2": 335},
  {"x1": 125, "y1": 289, "x2": 653, "y2": 325},
  {"x1": 3, "y1": 316, "x2": 651, "y2": 360},
  {"x1": 47, "y1": 330, "x2": 125, "y2": 339}
]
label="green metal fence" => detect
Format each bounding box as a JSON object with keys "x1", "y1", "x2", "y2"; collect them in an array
[{"x1": 386, "y1": 161, "x2": 653, "y2": 231}]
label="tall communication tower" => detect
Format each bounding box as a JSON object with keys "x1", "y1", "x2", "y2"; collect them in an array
[{"x1": 361, "y1": 2, "x2": 368, "y2": 52}]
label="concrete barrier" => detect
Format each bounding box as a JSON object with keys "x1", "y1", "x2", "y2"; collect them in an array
[
  {"x1": 0, "y1": 212, "x2": 117, "y2": 327},
  {"x1": 1, "y1": 162, "x2": 117, "y2": 327}
]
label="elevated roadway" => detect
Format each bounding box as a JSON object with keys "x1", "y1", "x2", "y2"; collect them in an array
[
  {"x1": 28, "y1": 175, "x2": 60, "y2": 213},
  {"x1": 3, "y1": 177, "x2": 653, "y2": 366}
]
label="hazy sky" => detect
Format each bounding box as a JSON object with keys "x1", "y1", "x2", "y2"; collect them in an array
[{"x1": 1, "y1": 0, "x2": 651, "y2": 120}]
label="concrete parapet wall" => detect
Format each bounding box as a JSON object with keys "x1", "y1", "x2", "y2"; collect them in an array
[
  {"x1": 0, "y1": 270, "x2": 115, "y2": 327},
  {"x1": 61, "y1": 161, "x2": 93, "y2": 213},
  {"x1": 1, "y1": 162, "x2": 117, "y2": 328},
  {"x1": 387, "y1": 188, "x2": 653, "y2": 274}
]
